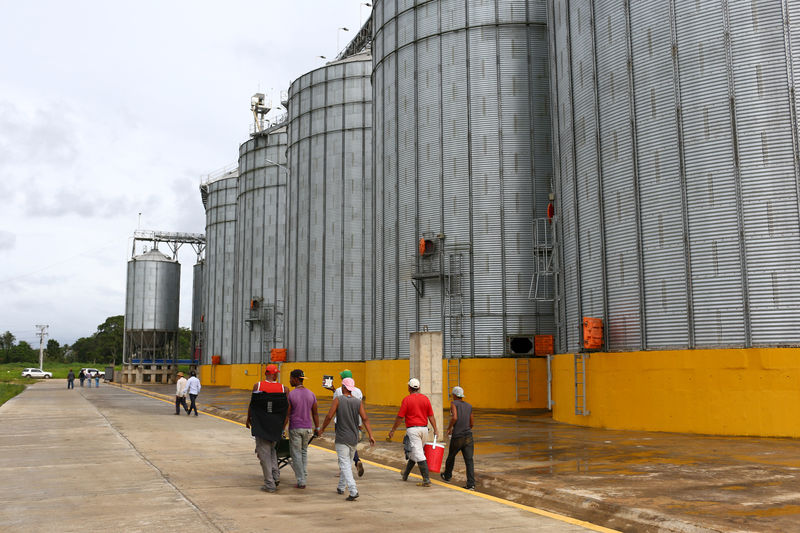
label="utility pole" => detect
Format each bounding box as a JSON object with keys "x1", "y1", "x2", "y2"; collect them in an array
[{"x1": 35, "y1": 324, "x2": 48, "y2": 370}]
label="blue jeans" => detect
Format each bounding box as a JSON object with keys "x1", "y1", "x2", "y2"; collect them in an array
[
  {"x1": 336, "y1": 443, "x2": 357, "y2": 496},
  {"x1": 67, "y1": 379, "x2": 74, "y2": 389}
]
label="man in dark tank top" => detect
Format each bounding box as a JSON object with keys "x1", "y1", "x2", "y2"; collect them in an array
[
  {"x1": 441, "y1": 386, "x2": 475, "y2": 490},
  {"x1": 319, "y1": 377, "x2": 375, "y2": 501}
]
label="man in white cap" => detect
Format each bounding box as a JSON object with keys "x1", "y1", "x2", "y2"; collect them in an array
[
  {"x1": 387, "y1": 378, "x2": 439, "y2": 487},
  {"x1": 319, "y1": 377, "x2": 375, "y2": 501},
  {"x1": 441, "y1": 386, "x2": 475, "y2": 490}
]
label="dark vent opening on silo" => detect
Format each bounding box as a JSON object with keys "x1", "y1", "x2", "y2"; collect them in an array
[{"x1": 509, "y1": 336, "x2": 534, "y2": 356}]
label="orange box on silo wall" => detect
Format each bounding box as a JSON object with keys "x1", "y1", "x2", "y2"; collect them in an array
[
  {"x1": 583, "y1": 318, "x2": 603, "y2": 350},
  {"x1": 534, "y1": 335, "x2": 554, "y2": 356}
]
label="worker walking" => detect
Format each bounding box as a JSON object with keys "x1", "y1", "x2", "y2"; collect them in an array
[
  {"x1": 441, "y1": 386, "x2": 475, "y2": 490},
  {"x1": 185, "y1": 371, "x2": 201, "y2": 416},
  {"x1": 325, "y1": 369, "x2": 367, "y2": 477},
  {"x1": 285, "y1": 369, "x2": 319, "y2": 488},
  {"x1": 319, "y1": 377, "x2": 375, "y2": 501},
  {"x1": 175, "y1": 371, "x2": 189, "y2": 415},
  {"x1": 246, "y1": 364, "x2": 289, "y2": 493},
  {"x1": 387, "y1": 378, "x2": 439, "y2": 487}
]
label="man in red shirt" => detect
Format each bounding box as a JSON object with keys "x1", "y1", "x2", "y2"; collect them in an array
[{"x1": 387, "y1": 378, "x2": 439, "y2": 487}]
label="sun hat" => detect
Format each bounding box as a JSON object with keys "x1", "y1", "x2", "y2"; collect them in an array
[
  {"x1": 452, "y1": 386, "x2": 464, "y2": 398},
  {"x1": 177, "y1": 371, "x2": 184, "y2": 377},
  {"x1": 265, "y1": 364, "x2": 279, "y2": 374},
  {"x1": 290, "y1": 369, "x2": 305, "y2": 380},
  {"x1": 341, "y1": 377, "x2": 356, "y2": 391},
  {"x1": 408, "y1": 378, "x2": 420, "y2": 389},
  {"x1": 340, "y1": 369, "x2": 353, "y2": 379}
]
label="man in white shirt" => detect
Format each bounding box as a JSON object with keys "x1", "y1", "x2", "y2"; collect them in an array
[
  {"x1": 324, "y1": 369, "x2": 366, "y2": 477},
  {"x1": 175, "y1": 371, "x2": 189, "y2": 415},
  {"x1": 185, "y1": 370, "x2": 201, "y2": 416}
]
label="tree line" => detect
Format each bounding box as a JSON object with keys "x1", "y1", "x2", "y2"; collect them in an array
[{"x1": 1, "y1": 315, "x2": 192, "y2": 365}]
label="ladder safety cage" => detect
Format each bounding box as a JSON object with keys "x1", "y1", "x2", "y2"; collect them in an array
[{"x1": 529, "y1": 217, "x2": 556, "y2": 301}]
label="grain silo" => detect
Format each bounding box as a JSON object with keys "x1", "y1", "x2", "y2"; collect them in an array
[
  {"x1": 372, "y1": 0, "x2": 554, "y2": 359},
  {"x1": 123, "y1": 248, "x2": 181, "y2": 361},
  {"x1": 548, "y1": 0, "x2": 800, "y2": 352},
  {"x1": 200, "y1": 170, "x2": 238, "y2": 365},
  {"x1": 285, "y1": 52, "x2": 373, "y2": 362},
  {"x1": 190, "y1": 259, "x2": 204, "y2": 362},
  {"x1": 234, "y1": 124, "x2": 288, "y2": 365}
]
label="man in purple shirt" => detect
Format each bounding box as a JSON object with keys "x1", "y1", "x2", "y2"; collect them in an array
[{"x1": 285, "y1": 369, "x2": 319, "y2": 488}]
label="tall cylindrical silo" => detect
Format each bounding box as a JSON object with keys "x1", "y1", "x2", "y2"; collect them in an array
[
  {"x1": 124, "y1": 248, "x2": 181, "y2": 359},
  {"x1": 548, "y1": 0, "x2": 800, "y2": 352},
  {"x1": 285, "y1": 53, "x2": 373, "y2": 362},
  {"x1": 235, "y1": 125, "x2": 288, "y2": 365},
  {"x1": 201, "y1": 171, "x2": 238, "y2": 365},
  {"x1": 373, "y1": 0, "x2": 554, "y2": 359},
  {"x1": 191, "y1": 259, "x2": 204, "y2": 361}
]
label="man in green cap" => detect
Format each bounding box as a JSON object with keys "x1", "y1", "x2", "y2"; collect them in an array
[{"x1": 325, "y1": 369, "x2": 366, "y2": 476}]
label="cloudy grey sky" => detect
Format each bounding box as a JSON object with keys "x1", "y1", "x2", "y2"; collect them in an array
[{"x1": 0, "y1": 0, "x2": 371, "y2": 346}]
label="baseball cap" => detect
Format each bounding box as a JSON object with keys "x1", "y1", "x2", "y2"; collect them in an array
[
  {"x1": 265, "y1": 364, "x2": 279, "y2": 374},
  {"x1": 340, "y1": 369, "x2": 353, "y2": 379},
  {"x1": 408, "y1": 378, "x2": 420, "y2": 389},
  {"x1": 452, "y1": 386, "x2": 464, "y2": 398},
  {"x1": 341, "y1": 377, "x2": 356, "y2": 391},
  {"x1": 290, "y1": 369, "x2": 305, "y2": 380}
]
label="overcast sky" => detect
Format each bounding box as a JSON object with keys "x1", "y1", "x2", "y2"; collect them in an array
[{"x1": 0, "y1": 0, "x2": 371, "y2": 346}]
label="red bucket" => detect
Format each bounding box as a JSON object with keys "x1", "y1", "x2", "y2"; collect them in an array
[{"x1": 423, "y1": 437, "x2": 445, "y2": 473}]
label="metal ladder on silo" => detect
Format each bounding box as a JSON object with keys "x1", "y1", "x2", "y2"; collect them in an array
[
  {"x1": 515, "y1": 358, "x2": 531, "y2": 402},
  {"x1": 446, "y1": 252, "x2": 465, "y2": 360},
  {"x1": 446, "y1": 359, "x2": 460, "y2": 395},
  {"x1": 574, "y1": 353, "x2": 590, "y2": 415}
]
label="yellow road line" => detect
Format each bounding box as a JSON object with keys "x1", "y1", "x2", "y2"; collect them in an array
[{"x1": 114, "y1": 384, "x2": 618, "y2": 532}]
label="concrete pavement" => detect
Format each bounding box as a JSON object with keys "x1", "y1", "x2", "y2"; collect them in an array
[
  {"x1": 123, "y1": 383, "x2": 800, "y2": 533},
  {"x1": 0, "y1": 381, "x2": 607, "y2": 533}
]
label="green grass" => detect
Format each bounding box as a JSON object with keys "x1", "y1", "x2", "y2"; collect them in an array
[
  {"x1": 0, "y1": 383, "x2": 25, "y2": 407},
  {"x1": 0, "y1": 362, "x2": 123, "y2": 381}
]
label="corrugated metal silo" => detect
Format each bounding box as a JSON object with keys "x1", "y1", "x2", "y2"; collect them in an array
[
  {"x1": 548, "y1": 0, "x2": 800, "y2": 352},
  {"x1": 191, "y1": 259, "x2": 204, "y2": 361},
  {"x1": 235, "y1": 125, "x2": 288, "y2": 365},
  {"x1": 372, "y1": 0, "x2": 554, "y2": 359},
  {"x1": 124, "y1": 248, "x2": 181, "y2": 358},
  {"x1": 285, "y1": 53, "x2": 373, "y2": 362},
  {"x1": 201, "y1": 171, "x2": 238, "y2": 364}
]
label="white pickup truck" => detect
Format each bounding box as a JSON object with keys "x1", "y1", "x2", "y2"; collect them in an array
[{"x1": 80, "y1": 368, "x2": 105, "y2": 378}]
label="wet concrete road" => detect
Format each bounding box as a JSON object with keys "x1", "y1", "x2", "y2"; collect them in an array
[
  {"x1": 0, "y1": 382, "x2": 605, "y2": 533},
  {"x1": 127, "y1": 383, "x2": 800, "y2": 532}
]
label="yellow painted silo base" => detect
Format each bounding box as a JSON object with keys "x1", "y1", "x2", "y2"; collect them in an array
[
  {"x1": 551, "y1": 348, "x2": 800, "y2": 438},
  {"x1": 198, "y1": 357, "x2": 549, "y2": 410}
]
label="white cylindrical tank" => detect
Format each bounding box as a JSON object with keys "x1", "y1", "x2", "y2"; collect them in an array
[
  {"x1": 548, "y1": 0, "x2": 800, "y2": 351},
  {"x1": 372, "y1": 0, "x2": 555, "y2": 359},
  {"x1": 124, "y1": 248, "x2": 180, "y2": 356},
  {"x1": 285, "y1": 53, "x2": 373, "y2": 362}
]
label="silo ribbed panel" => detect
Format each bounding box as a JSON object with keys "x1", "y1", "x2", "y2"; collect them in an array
[
  {"x1": 286, "y1": 56, "x2": 373, "y2": 362},
  {"x1": 235, "y1": 128, "x2": 287, "y2": 364},
  {"x1": 549, "y1": 0, "x2": 800, "y2": 350},
  {"x1": 374, "y1": 0, "x2": 555, "y2": 359},
  {"x1": 203, "y1": 175, "x2": 237, "y2": 364}
]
